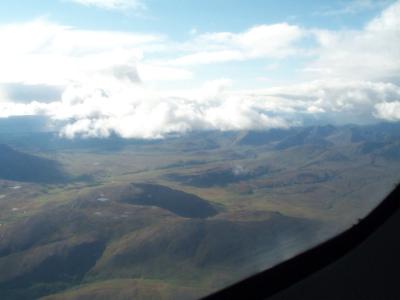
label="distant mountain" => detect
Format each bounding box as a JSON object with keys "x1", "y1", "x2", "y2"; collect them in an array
[
  {"x1": 237, "y1": 129, "x2": 291, "y2": 146},
  {"x1": 0, "y1": 144, "x2": 67, "y2": 183},
  {"x1": 236, "y1": 125, "x2": 337, "y2": 150},
  {"x1": 236, "y1": 123, "x2": 400, "y2": 152},
  {"x1": 0, "y1": 116, "x2": 54, "y2": 133},
  {"x1": 1, "y1": 117, "x2": 399, "y2": 155},
  {"x1": 350, "y1": 122, "x2": 400, "y2": 143},
  {"x1": 0, "y1": 131, "x2": 164, "y2": 153}
]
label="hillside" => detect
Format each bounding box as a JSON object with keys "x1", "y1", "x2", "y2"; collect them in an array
[
  {"x1": 0, "y1": 144, "x2": 67, "y2": 183},
  {"x1": 0, "y1": 123, "x2": 399, "y2": 299},
  {"x1": 0, "y1": 185, "x2": 319, "y2": 300}
]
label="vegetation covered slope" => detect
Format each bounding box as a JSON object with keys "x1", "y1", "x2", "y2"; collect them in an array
[
  {"x1": 0, "y1": 123, "x2": 399, "y2": 299},
  {"x1": 0, "y1": 144, "x2": 67, "y2": 183}
]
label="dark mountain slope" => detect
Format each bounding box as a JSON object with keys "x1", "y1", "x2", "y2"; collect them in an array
[
  {"x1": 76, "y1": 183, "x2": 219, "y2": 219},
  {"x1": 121, "y1": 183, "x2": 218, "y2": 218},
  {"x1": 166, "y1": 166, "x2": 269, "y2": 188},
  {"x1": 0, "y1": 199, "x2": 177, "y2": 299},
  {"x1": 274, "y1": 127, "x2": 334, "y2": 150},
  {"x1": 238, "y1": 129, "x2": 291, "y2": 146},
  {"x1": 0, "y1": 144, "x2": 67, "y2": 183}
]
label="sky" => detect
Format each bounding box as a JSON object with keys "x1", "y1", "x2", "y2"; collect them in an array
[{"x1": 0, "y1": 0, "x2": 399, "y2": 138}]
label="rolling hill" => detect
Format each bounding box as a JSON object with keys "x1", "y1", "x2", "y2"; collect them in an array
[
  {"x1": 0, "y1": 122, "x2": 399, "y2": 299},
  {"x1": 0, "y1": 144, "x2": 68, "y2": 183}
]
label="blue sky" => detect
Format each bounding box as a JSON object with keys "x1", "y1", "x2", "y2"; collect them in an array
[
  {"x1": 0, "y1": 0, "x2": 399, "y2": 138},
  {"x1": 0, "y1": 0, "x2": 391, "y2": 35},
  {"x1": 0, "y1": 0, "x2": 395, "y2": 87}
]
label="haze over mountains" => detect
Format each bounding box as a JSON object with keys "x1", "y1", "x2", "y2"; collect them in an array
[{"x1": 0, "y1": 116, "x2": 399, "y2": 299}]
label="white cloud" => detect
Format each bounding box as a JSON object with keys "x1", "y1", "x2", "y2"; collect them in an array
[
  {"x1": 375, "y1": 101, "x2": 400, "y2": 121},
  {"x1": 0, "y1": 20, "x2": 193, "y2": 90},
  {"x1": 46, "y1": 80, "x2": 294, "y2": 138},
  {"x1": 306, "y1": 1, "x2": 400, "y2": 82},
  {"x1": 316, "y1": 0, "x2": 392, "y2": 15},
  {"x1": 257, "y1": 80, "x2": 400, "y2": 124},
  {"x1": 137, "y1": 64, "x2": 193, "y2": 81},
  {"x1": 67, "y1": 0, "x2": 145, "y2": 10},
  {"x1": 1, "y1": 78, "x2": 399, "y2": 138},
  {"x1": 0, "y1": 2, "x2": 399, "y2": 139},
  {"x1": 165, "y1": 23, "x2": 304, "y2": 66},
  {"x1": 0, "y1": 20, "x2": 159, "y2": 86}
]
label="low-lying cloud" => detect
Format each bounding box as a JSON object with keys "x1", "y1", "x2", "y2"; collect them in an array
[
  {"x1": 1, "y1": 79, "x2": 399, "y2": 138},
  {"x1": 375, "y1": 101, "x2": 400, "y2": 121}
]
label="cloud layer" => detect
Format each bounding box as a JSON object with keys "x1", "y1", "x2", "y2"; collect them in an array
[
  {"x1": 308, "y1": 1, "x2": 400, "y2": 81},
  {"x1": 1, "y1": 79, "x2": 398, "y2": 138},
  {"x1": 163, "y1": 23, "x2": 304, "y2": 66},
  {"x1": 0, "y1": 1, "x2": 399, "y2": 138}
]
